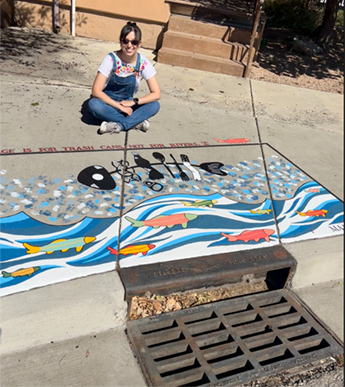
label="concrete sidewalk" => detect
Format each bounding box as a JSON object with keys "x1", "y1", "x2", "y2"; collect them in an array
[{"x1": 0, "y1": 27, "x2": 343, "y2": 387}]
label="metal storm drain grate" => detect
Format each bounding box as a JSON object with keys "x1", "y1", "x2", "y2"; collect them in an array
[{"x1": 127, "y1": 289, "x2": 343, "y2": 387}]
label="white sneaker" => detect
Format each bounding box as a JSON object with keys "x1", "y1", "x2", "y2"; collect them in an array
[
  {"x1": 132, "y1": 120, "x2": 150, "y2": 132},
  {"x1": 99, "y1": 121, "x2": 122, "y2": 134}
]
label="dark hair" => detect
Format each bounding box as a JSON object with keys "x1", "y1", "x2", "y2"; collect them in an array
[{"x1": 119, "y1": 22, "x2": 142, "y2": 42}]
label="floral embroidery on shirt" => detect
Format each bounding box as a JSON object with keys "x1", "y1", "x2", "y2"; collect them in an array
[{"x1": 113, "y1": 54, "x2": 147, "y2": 76}]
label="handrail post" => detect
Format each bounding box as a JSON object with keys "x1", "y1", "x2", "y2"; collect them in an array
[{"x1": 244, "y1": 0, "x2": 263, "y2": 78}]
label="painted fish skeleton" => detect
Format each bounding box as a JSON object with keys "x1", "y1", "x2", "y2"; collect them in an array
[
  {"x1": 125, "y1": 213, "x2": 198, "y2": 229},
  {"x1": 221, "y1": 229, "x2": 275, "y2": 243},
  {"x1": 108, "y1": 244, "x2": 155, "y2": 256},
  {"x1": 214, "y1": 138, "x2": 250, "y2": 144},
  {"x1": 23, "y1": 236, "x2": 96, "y2": 254}
]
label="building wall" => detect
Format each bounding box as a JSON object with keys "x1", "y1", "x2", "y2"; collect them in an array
[{"x1": 14, "y1": 0, "x2": 170, "y2": 49}]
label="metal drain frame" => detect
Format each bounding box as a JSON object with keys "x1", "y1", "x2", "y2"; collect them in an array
[
  {"x1": 127, "y1": 289, "x2": 343, "y2": 387},
  {"x1": 120, "y1": 245, "x2": 297, "y2": 301}
]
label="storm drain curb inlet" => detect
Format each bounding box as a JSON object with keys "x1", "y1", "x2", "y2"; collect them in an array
[{"x1": 127, "y1": 289, "x2": 343, "y2": 387}]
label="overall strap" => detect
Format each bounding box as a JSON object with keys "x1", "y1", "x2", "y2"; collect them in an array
[
  {"x1": 108, "y1": 52, "x2": 118, "y2": 71},
  {"x1": 134, "y1": 53, "x2": 141, "y2": 73}
]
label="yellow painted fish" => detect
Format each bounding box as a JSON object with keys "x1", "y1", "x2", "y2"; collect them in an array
[
  {"x1": 108, "y1": 244, "x2": 155, "y2": 256},
  {"x1": 180, "y1": 199, "x2": 217, "y2": 208},
  {"x1": 249, "y1": 209, "x2": 272, "y2": 215},
  {"x1": 23, "y1": 236, "x2": 96, "y2": 255},
  {"x1": 2, "y1": 267, "x2": 41, "y2": 278}
]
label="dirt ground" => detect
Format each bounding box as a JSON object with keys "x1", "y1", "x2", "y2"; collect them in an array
[
  {"x1": 242, "y1": 355, "x2": 344, "y2": 387},
  {"x1": 250, "y1": 27, "x2": 344, "y2": 95}
]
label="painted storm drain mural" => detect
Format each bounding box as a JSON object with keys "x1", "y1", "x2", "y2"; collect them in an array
[{"x1": 0, "y1": 144, "x2": 343, "y2": 295}]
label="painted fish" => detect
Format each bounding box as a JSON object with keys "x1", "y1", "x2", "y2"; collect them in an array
[
  {"x1": 107, "y1": 244, "x2": 156, "y2": 256},
  {"x1": 23, "y1": 236, "x2": 96, "y2": 255},
  {"x1": 305, "y1": 188, "x2": 321, "y2": 193},
  {"x1": 180, "y1": 199, "x2": 217, "y2": 208},
  {"x1": 221, "y1": 229, "x2": 275, "y2": 243},
  {"x1": 125, "y1": 213, "x2": 198, "y2": 229},
  {"x1": 2, "y1": 266, "x2": 41, "y2": 278},
  {"x1": 295, "y1": 210, "x2": 327, "y2": 217},
  {"x1": 214, "y1": 138, "x2": 250, "y2": 144},
  {"x1": 249, "y1": 209, "x2": 272, "y2": 215}
]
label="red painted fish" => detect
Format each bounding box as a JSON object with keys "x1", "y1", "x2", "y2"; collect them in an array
[
  {"x1": 221, "y1": 229, "x2": 275, "y2": 243},
  {"x1": 125, "y1": 214, "x2": 198, "y2": 229},
  {"x1": 304, "y1": 188, "x2": 321, "y2": 193},
  {"x1": 107, "y1": 244, "x2": 155, "y2": 256},
  {"x1": 214, "y1": 138, "x2": 250, "y2": 144},
  {"x1": 295, "y1": 209, "x2": 327, "y2": 217}
]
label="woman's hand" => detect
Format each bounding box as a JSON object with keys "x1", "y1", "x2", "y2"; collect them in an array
[
  {"x1": 120, "y1": 100, "x2": 135, "y2": 108},
  {"x1": 118, "y1": 105, "x2": 133, "y2": 116}
]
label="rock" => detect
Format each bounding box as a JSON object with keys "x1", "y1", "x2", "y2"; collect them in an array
[{"x1": 292, "y1": 37, "x2": 323, "y2": 57}]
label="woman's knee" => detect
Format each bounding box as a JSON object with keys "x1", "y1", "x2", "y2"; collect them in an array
[
  {"x1": 88, "y1": 98, "x2": 102, "y2": 115},
  {"x1": 151, "y1": 100, "x2": 160, "y2": 115}
]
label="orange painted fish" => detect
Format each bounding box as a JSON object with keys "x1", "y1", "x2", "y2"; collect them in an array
[
  {"x1": 221, "y1": 229, "x2": 275, "y2": 243},
  {"x1": 305, "y1": 188, "x2": 321, "y2": 193},
  {"x1": 125, "y1": 213, "x2": 198, "y2": 229},
  {"x1": 107, "y1": 244, "x2": 156, "y2": 256},
  {"x1": 2, "y1": 267, "x2": 41, "y2": 278},
  {"x1": 295, "y1": 209, "x2": 327, "y2": 217},
  {"x1": 214, "y1": 138, "x2": 250, "y2": 144}
]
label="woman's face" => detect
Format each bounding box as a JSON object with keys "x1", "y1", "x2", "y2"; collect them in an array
[{"x1": 121, "y1": 31, "x2": 140, "y2": 56}]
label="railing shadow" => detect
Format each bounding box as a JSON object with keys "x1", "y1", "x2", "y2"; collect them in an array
[
  {"x1": 0, "y1": 26, "x2": 75, "y2": 66},
  {"x1": 14, "y1": 2, "x2": 88, "y2": 32},
  {"x1": 0, "y1": 4, "x2": 87, "y2": 66}
]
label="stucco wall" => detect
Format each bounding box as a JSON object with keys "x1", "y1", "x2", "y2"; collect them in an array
[{"x1": 14, "y1": 0, "x2": 170, "y2": 49}]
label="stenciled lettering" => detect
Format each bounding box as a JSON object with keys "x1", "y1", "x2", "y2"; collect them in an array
[{"x1": 329, "y1": 224, "x2": 344, "y2": 232}]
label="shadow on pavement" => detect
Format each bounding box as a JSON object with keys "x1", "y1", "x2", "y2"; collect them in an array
[
  {"x1": 0, "y1": 26, "x2": 75, "y2": 66},
  {"x1": 80, "y1": 98, "x2": 101, "y2": 126}
]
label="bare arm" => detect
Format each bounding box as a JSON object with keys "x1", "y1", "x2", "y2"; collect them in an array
[
  {"x1": 91, "y1": 72, "x2": 133, "y2": 116},
  {"x1": 120, "y1": 75, "x2": 161, "y2": 108}
]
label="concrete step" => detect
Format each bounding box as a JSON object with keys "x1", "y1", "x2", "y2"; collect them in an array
[
  {"x1": 167, "y1": 14, "x2": 260, "y2": 45},
  {"x1": 157, "y1": 46, "x2": 245, "y2": 77},
  {"x1": 168, "y1": 14, "x2": 229, "y2": 39},
  {"x1": 161, "y1": 30, "x2": 253, "y2": 62},
  {"x1": 166, "y1": 0, "x2": 258, "y2": 26}
]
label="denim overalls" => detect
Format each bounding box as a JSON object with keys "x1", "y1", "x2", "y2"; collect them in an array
[
  {"x1": 103, "y1": 52, "x2": 140, "y2": 102},
  {"x1": 88, "y1": 52, "x2": 160, "y2": 131}
]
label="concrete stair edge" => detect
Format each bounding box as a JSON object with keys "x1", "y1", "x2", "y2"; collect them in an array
[
  {"x1": 167, "y1": 14, "x2": 263, "y2": 41},
  {"x1": 165, "y1": 0, "x2": 267, "y2": 23},
  {"x1": 161, "y1": 30, "x2": 254, "y2": 62},
  {"x1": 157, "y1": 46, "x2": 245, "y2": 77}
]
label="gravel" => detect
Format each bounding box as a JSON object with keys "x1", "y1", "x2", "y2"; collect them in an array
[
  {"x1": 241, "y1": 355, "x2": 344, "y2": 387},
  {"x1": 249, "y1": 28, "x2": 344, "y2": 95}
]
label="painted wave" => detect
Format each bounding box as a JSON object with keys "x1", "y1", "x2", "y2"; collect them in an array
[
  {"x1": 0, "y1": 181, "x2": 343, "y2": 295},
  {"x1": 0, "y1": 213, "x2": 119, "y2": 294},
  {"x1": 273, "y1": 181, "x2": 343, "y2": 242}
]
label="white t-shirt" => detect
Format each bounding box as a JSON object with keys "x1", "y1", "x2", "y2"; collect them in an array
[{"x1": 97, "y1": 52, "x2": 156, "y2": 95}]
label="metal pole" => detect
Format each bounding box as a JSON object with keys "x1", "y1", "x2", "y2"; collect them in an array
[
  {"x1": 71, "y1": 0, "x2": 76, "y2": 36},
  {"x1": 53, "y1": 0, "x2": 60, "y2": 33},
  {"x1": 244, "y1": 0, "x2": 262, "y2": 78}
]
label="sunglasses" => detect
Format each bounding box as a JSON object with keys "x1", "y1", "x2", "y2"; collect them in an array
[{"x1": 122, "y1": 38, "x2": 140, "y2": 46}]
